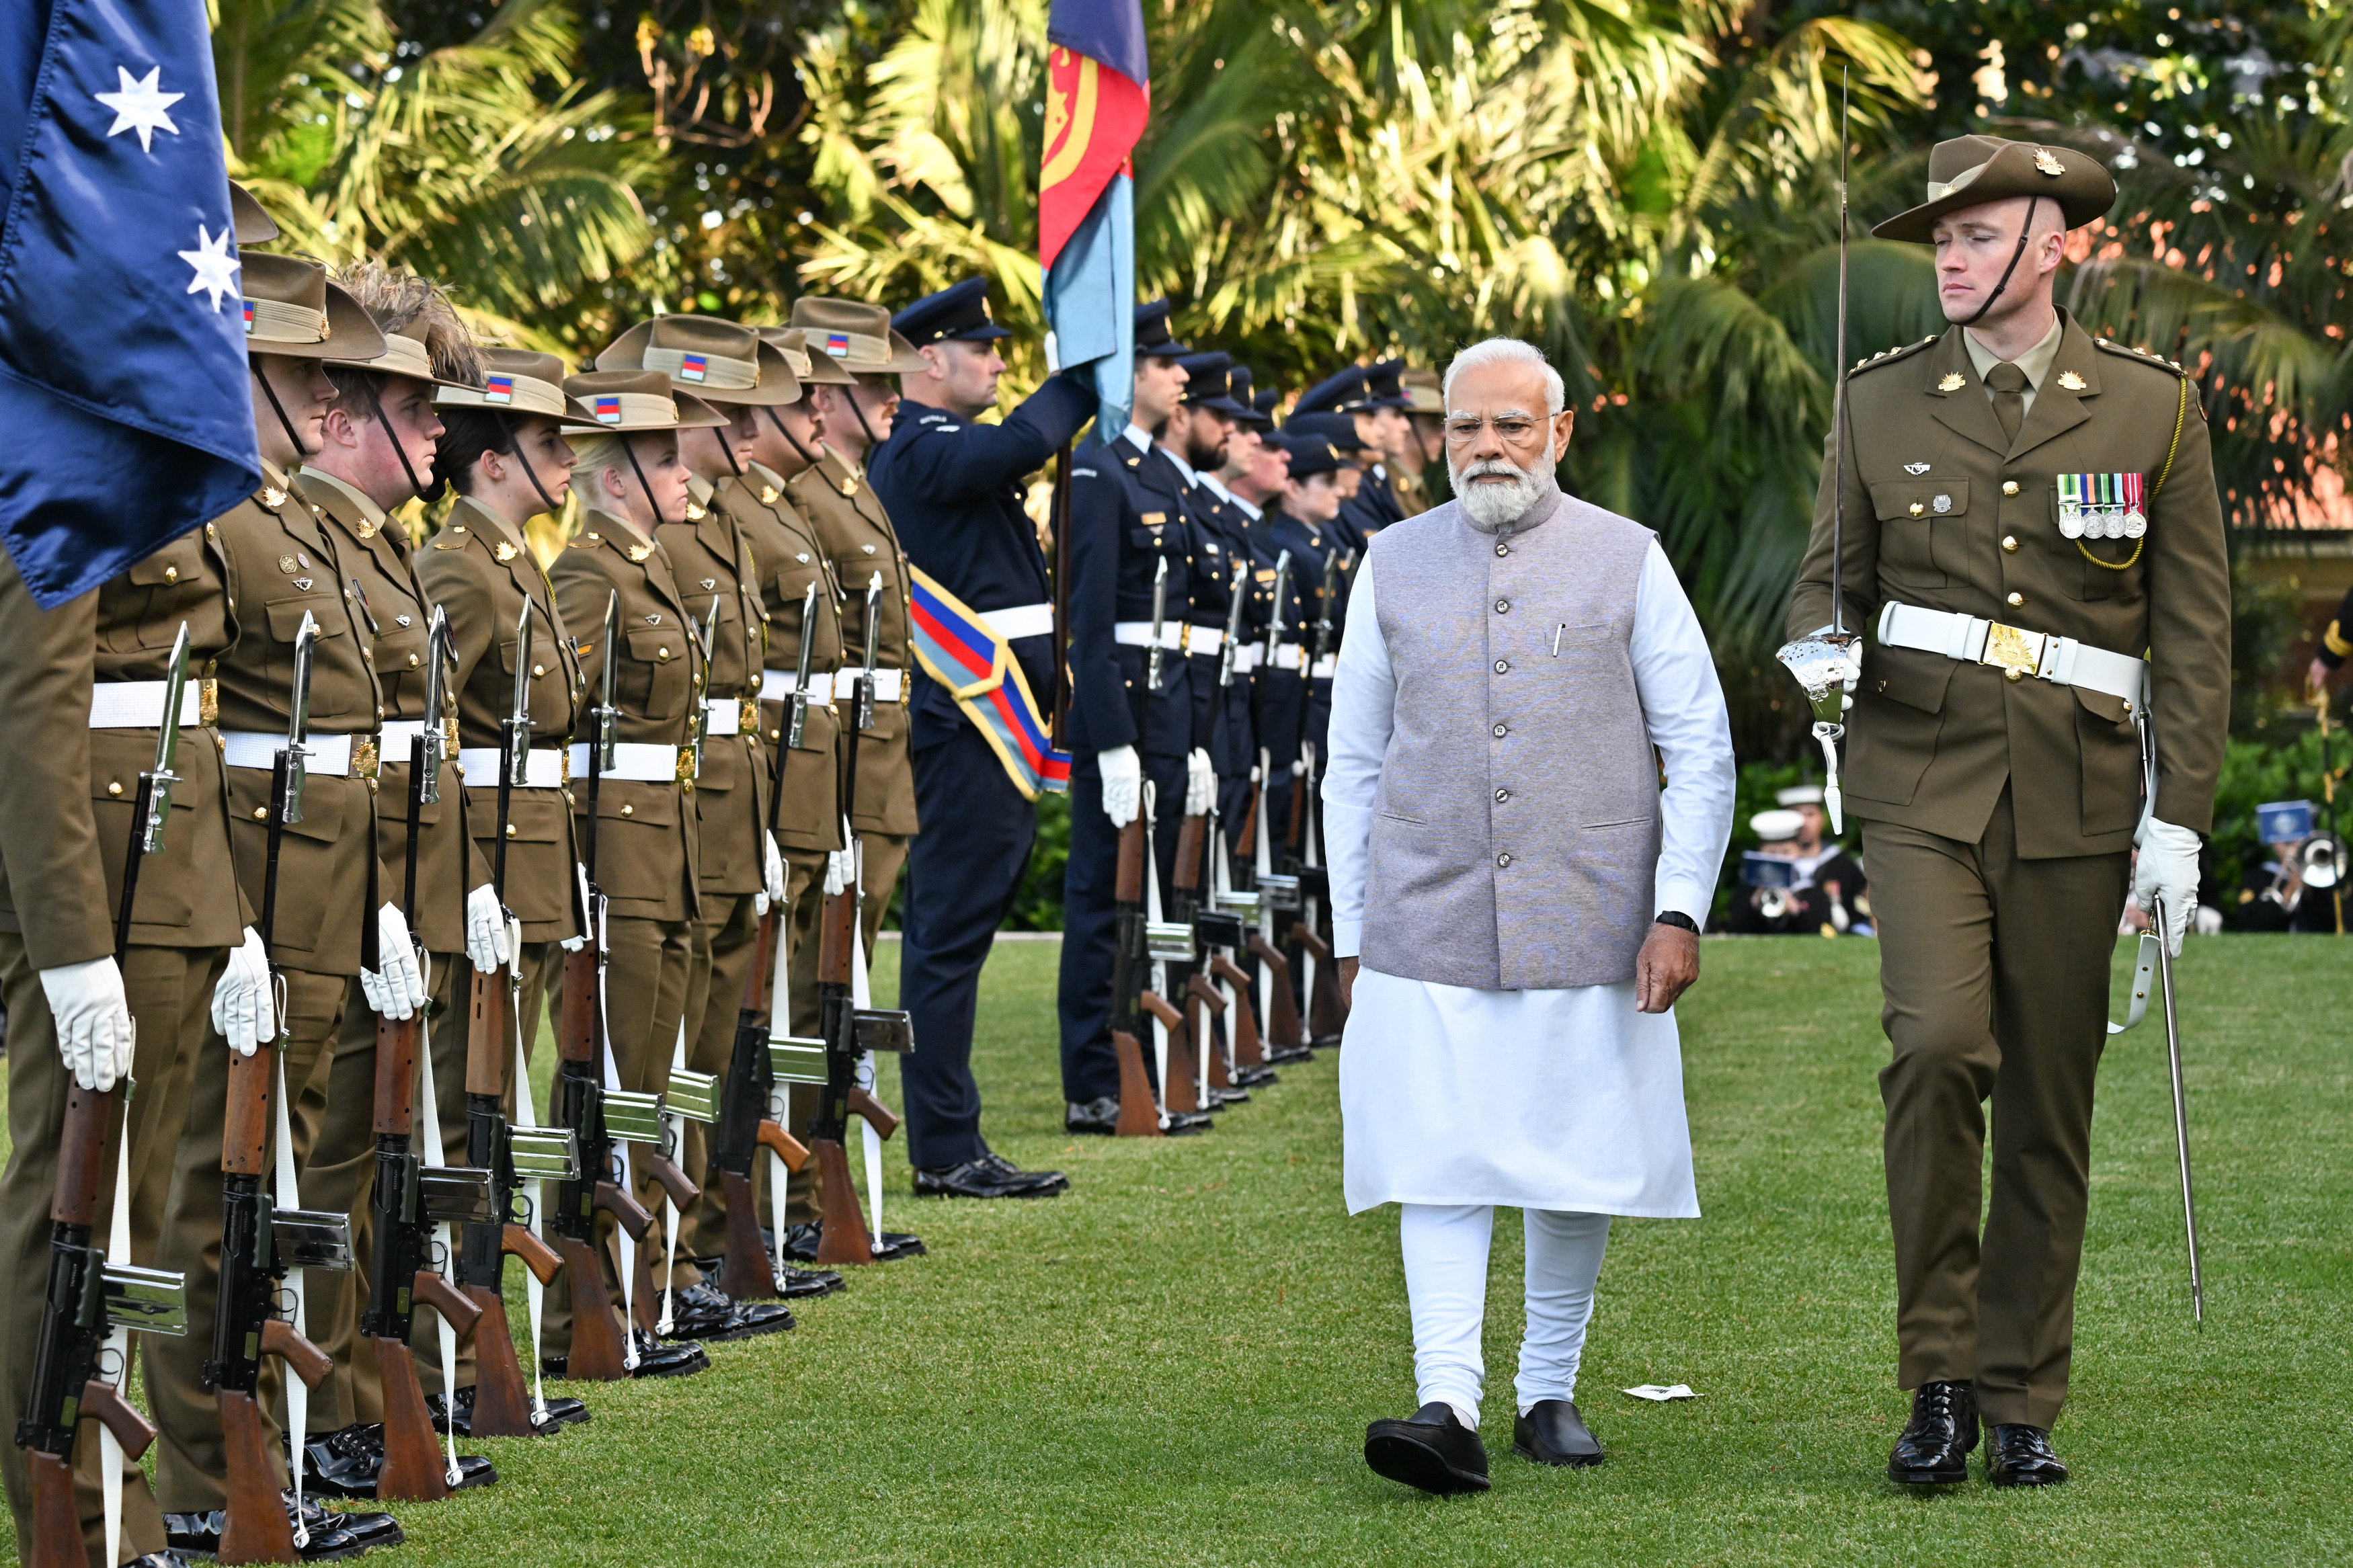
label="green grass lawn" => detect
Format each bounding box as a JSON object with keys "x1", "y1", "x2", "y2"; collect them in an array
[{"x1": 7, "y1": 935, "x2": 2350, "y2": 1565}]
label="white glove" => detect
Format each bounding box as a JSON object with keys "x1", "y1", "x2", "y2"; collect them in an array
[
  {"x1": 2133, "y1": 817, "x2": 2201, "y2": 958},
  {"x1": 824, "y1": 844, "x2": 854, "y2": 897},
  {"x1": 756, "y1": 831, "x2": 785, "y2": 916},
  {"x1": 466, "y1": 884, "x2": 510, "y2": 973},
  {"x1": 559, "y1": 932, "x2": 588, "y2": 953},
  {"x1": 40, "y1": 957, "x2": 133, "y2": 1091},
  {"x1": 1099, "y1": 745, "x2": 1142, "y2": 827},
  {"x1": 1185, "y1": 747, "x2": 1215, "y2": 817},
  {"x1": 212, "y1": 928, "x2": 274, "y2": 1055},
  {"x1": 2194, "y1": 903, "x2": 2224, "y2": 937},
  {"x1": 360, "y1": 903, "x2": 429, "y2": 1020}
]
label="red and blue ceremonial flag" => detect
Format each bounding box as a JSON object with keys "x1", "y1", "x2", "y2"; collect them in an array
[
  {"x1": 1041, "y1": 0, "x2": 1147, "y2": 435},
  {"x1": 907, "y1": 565, "x2": 1071, "y2": 798}
]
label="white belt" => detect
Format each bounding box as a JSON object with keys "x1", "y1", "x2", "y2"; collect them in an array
[
  {"x1": 760, "y1": 669, "x2": 830, "y2": 702},
  {"x1": 90, "y1": 680, "x2": 202, "y2": 729},
  {"x1": 458, "y1": 745, "x2": 567, "y2": 788},
  {"x1": 1114, "y1": 622, "x2": 1187, "y2": 651},
  {"x1": 223, "y1": 731, "x2": 359, "y2": 776},
  {"x1": 566, "y1": 742, "x2": 682, "y2": 783},
  {"x1": 1876, "y1": 602, "x2": 2147, "y2": 704},
  {"x1": 1185, "y1": 626, "x2": 1225, "y2": 657},
  {"x1": 1231, "y1": 644, "x2": 1263, "y2": 673},
  {"x1": 1310, "y1": 653, "x2": 1338, "y2": 679},
  {"x1": 704, "y1": 698, "x2": 742, "y2": 737},
  {"x1": 1265, "y1": 644, "x2": 1306, "y2": 673},
  {"x1": 831, "y1": 668, "x2": 904, "y2": 702},
  {"x1": 980, "y1": 602, "x2": 1053, "y2": 641}
]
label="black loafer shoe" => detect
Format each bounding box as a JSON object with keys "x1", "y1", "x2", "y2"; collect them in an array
[
  {"x1": 165, "y1": 1509, "x2": 370, "y2": 1563},
  {"x1": 978, "y1": 1151, "x2": 1071, "y2": 1194},
  {"x1": 1888, "y1": 1380, "x2": 1978, "y2": 1485},
  {"x1": 1513, "y1": 1399, "x2": 1603, "y2": 1467},
  {"x1": 1365, "y1": 1401, "x2": 1491, "y2": 1495},
  {"x1": 1986, "y1": 1423, "x2": 2068, "y2": 1487},
  {"x1": 914, "y1": 1158, "x2": 1066, "y2": 1198},
  {"x1": 1066, "y1": 1096, "x2": 1121, "y2": 1135}
]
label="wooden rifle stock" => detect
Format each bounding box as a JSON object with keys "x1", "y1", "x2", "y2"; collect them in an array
[
  {"x1": 465, "y1": 966, "x2": 506, "y2": 1098},
  {"x1": 1248, "y1": 934, "x2": 1306, "y2": 1049},
  {"x1": 810, "y1": 1137, "x2": 872, "y2": 1267},
  {"x1": 372, "y1": 1013, "x2": 418, "y2": 1134},
  {"x1": 558, "y1": 948, "x2": 598, "y2": 1064},
  {"x1": 369, "y1": 1337, "x2": 450, "y2": 1501},
  {"x1": 1186, "y1": 974, "x2": 1233, "y2": 1091},
  {"x1": 1111, "y1": 1032, "x2": 1162, "y2": 1136},
  {"x1": 1293, "y1": 920, "x2": 1348, "y2": 1042},
  {"x1": 216, "y1": 1391, "x2": 298, "y2": 1565},
  {"x1": 595, "y1": 1180, "x2": 653, "y2": 1239},
  {"x1": 716, "y1": 915, "x2": 785, "y2": 1299},
  {"x1": 457, "y1": 955, "x2": 541, "y2": 1437},
  {"x1": 1108, "y1": 817, "x2": 1161, "y2": 1135},
  {"x1": 1173, "y1": 813, "x2": 1205, "y2": 894},
  {"x1": 847, "y1": 1085, "x2": 898, "y2": 1139},
  {"x1": 1209, "y1": 956, "x2": 1265, "y2": 1071},
  {"x1": 1142, "y1": 991, "x2": 1201, "y2": 1114},
  {"x1": 637, "y1": 1148, "x2": 700, "y2": 1209},
  {"x1": 1114, "y1": 815, "x2": 1145, "y2": 905},
  {"x1": 756, "y1": 1120, "x2": 810, "y2": 1169},
  {"x1": 502, "y1": 1223, "x2": 563, "y2": 1284},
  {"x1": 552, "y1": 1235, "x2": 629, "y2": 1382},
  {"x1": 260, "y1": 1317, "x2": 333, "y2": 1389}
]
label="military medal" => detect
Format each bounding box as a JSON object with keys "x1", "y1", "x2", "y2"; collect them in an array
[
  {"x1": 2120, "y1": 470, "x2": 2147, "y2": 537},
  {"x1": 2056, "y1": 473, "x2": 2086, "y2": 539}
]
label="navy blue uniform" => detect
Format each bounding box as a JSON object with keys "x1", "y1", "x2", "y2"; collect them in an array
[
  {"x1": 1254, "y1": 506, "x2": 1345, "y2": 854},
  {"x1": 1339, "y1": 462, "x2": 1406, "y2": 544},
  {"x1": 865, "y1": 373, "x2": 1093, "y2": 1168},
  {"x1": 1185, "y1": 475, "x2": 1266, "y2": 840},
  {"x1": 1056, "y1": 427, "x2": 1204, "y2": 1104}
]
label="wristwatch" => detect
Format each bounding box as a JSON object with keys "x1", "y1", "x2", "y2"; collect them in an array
[{"x1": 1653, "y1": 911, "x2": 1698, "y2": 933}]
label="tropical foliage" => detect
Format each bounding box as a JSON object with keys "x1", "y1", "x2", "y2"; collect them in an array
[{"x1": 218, "y1": 0, "x2": 2353, "y2": 751}]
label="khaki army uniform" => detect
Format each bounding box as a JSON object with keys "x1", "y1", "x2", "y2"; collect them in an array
[
  {"x1": 149, "y1": 464, "x2": 389, "y2": 1510},
  {"x1": 545, "y1": 507, "x2": 704, "y2": 1346},
  {"x1": 413, "y1": 491, "x2": 584, "y2": 1389},
  {"x1": 0, "y1": 522, "x2": 249, "y2": 1561},
  {"x1": 292, "y1": 467, "x2": 487, "y2": 1434},
  {"x1": 788, "y1": 444, "x2": 916, "y2": 970},
  {"x1": 1788, "y1": 310, "x2": 2231, "y2": 1430},
  {"x1": 662, "y1": 474, "x2": 771, "y2": 1284}
]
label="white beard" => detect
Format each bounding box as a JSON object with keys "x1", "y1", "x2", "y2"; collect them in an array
[{"x1": 1449, "y1": 439, "x2": 1558, "y2": 531}]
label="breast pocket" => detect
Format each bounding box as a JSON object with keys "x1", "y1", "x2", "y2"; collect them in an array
[
  {"x1": 264, "y1": 594, "x2": 345, "y2": 692},
  {"x1": 1870, "y1": 479, "x2": 1970, "y2": 587},
  {"x1": 623, "y1": 624, "x2": 690, "y2": 720},
  {"x1": 108, "y1": 539, "x2": 208, "y2": 653},
  {"x1": 2052, "y1": 487, "x2": 2144, "y2": 604}
]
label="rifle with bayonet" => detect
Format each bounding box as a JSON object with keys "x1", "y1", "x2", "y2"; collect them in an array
[
  {"x1": 362, "y1": 611, "x2": 493, "y2": 1497},
  {"x1": 551, "y1": 592, "x2": 652, "y2": 1378},
  {"x1": 811, "y1": 573, "x2": 915, "y2": 1264},
  {"x1": 1285, "y1": 548, "x2": 1347, "y2": 1046},
  {"x1": 453, "y1": 599, "x2": 575, "y2": 1434},
  {"x1": 209, "y1": 613, "x2": 355, "y2": 1564},
  {"x1": 1245, "y1": 550, "x2": 1307, "y2": 1059},
  {"x1": 17, "y1": 628, "x2": 193, "y2": 1568},
  {"x1": 711, "y1": 584, "x2": 820, "y2": 1299}
]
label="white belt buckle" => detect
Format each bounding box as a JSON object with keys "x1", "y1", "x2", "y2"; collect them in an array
[
  {"x1": 1979, "y1": 621, "x2": 2046, "y2": 678},
  {"x1": 704, "y1": 697, "x2": 742, "y2": 737}
]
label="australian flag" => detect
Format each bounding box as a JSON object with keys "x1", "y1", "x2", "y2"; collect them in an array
[
  {"x1": 1040, "y1": 0, "x2": 1147, "y2": 437},
  {"x1": 0, "y1": 0, "x2": 257, "y2": 608}
]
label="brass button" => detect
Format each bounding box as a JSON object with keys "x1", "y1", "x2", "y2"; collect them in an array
[
  {"x1": 2006, "y1": 591, "x2": 2024, "y2": 608},
  {"x1": 2002, "y1": 480, "x2": 2020, "y2": 497},
  {"x1": 407, "y1": 653, "x2": 420, "y2": 667},
  {"x1": 1908, "y1": 502, "x2": 1925, "y2": 518},
  {"x1": 621, "y1": 803, "x2": 634, "y2": 817},
  {"x1": 532, "y1": 663, "x2": 545, "y2": 677},
  {"x1": 108, "y1": 781, "x2": 124, "y2": 796},
  {"x1": 253, "y1": 806, "x2": 268, "y2": 820},
  {"x1": 164, "y1": 565, "x2": 179, "y2": 583},
  {"x1": 506, "y1": 823, "x2": 517, "y2": 836},
  {"x1": 657, "y1": 647, "x2": 670, "y2": 661},
  {"x1": 2005, "y1": 668, "x2": 2024, "y2": 682},
  {"x1": 2001, "y1": 536, "x2": 2019, "y2": 553},
  {"x1": 770, "y1": 729, "x2": 782, "y2": 741}
]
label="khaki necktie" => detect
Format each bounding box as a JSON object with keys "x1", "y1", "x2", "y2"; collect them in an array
[{"x1": 1987, "y1": 361, "x2": 2029, "y2": 443}]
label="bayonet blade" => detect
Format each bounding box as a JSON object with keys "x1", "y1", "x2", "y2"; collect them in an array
[
  {"x1": 282, "y1": 612, "x2": 319, "y2": 825},
  {"x1": 420, "y1": 607, "x2": 452, "y2": 805},
  {"x1": 596, "y1": 591, "x2": 619, "y2": 770},
  {"x1": 143, "y1": 622, "x2": 192, "y2": 852},
  {"x1": 1146, "y1": 556, "x2": 1168, "y2": 693},
  {"x1": 858, "y1": 571, "x2": 882, "y2": 733},
  {"x1": 786, "y1": 581, "x2": 818, "y2": 750}
]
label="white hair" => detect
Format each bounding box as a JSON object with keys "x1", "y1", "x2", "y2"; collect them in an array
[{"x1": 1441, "y1": 337, "x2": 1564, "y2": 415}]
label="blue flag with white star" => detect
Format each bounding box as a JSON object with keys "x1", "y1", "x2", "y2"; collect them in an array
[{"x1": 0, "y1": 0, "x2": 257, "y2": 608}]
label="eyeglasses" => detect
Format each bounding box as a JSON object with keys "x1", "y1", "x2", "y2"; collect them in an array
[{"x1": 1443, "y1": 415, "x2": 1544, "y2": 445}]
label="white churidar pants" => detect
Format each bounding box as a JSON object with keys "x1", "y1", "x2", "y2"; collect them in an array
[{"x1": 1400, "y1": 1203, "x2": 1611, "y2": 1429}]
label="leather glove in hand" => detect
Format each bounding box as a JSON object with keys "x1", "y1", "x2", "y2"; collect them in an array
[
  {"x1": 1185, "y1": 748, "x2": 1216, "y2": 817},
  {"x1": 465, "y1": 884, "x2": 511, "y2": 973},
  {"x1": 2134, "y1": 817, "x2": 2201, "y2": 957},
  {"x1": 361, "y1": 903, "x2": 429, "y2": 1020},
  {"x1": 1099, "y1": 745, "x2": 1142, "y2": 828},
  {"x1": 757, "y1": 831, "x2": 786, "y2": 916},
  {"x1": 212, "y1": 928, "x2": 275, "y2": 1055},
  {"x1": 41, "y1": 956, "x2": 133, "y2": 1091}
]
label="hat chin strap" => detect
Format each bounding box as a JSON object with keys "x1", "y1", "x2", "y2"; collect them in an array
[
  {"x1": 495, "y1": 412, "x2": 563, "y2": 516},
  {"x1": 1958, "y1": 196, "x2": 2040, "y2": 328},
  {"x1": 251, "y1": 362, "x2": 310, "y2": 464},
  {"x1": 844, "y1": 386, "x2": 881, "y2": 452},
  {"x1": 763, "y1": 405, "x2": 818, "y2": 469},
  {"x1": 367, "y1": 378, "x2": 444, "y2": 504},
  {"x1": 622, "y1": 436, "x2": 668, "y2": 530}
]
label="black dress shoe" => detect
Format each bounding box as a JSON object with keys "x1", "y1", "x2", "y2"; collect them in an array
[
  {"x1": 127, "y1": 1553, "x2": 198, "y2": 1568},
  {"x1": 541, "y1": 1331, "x2": 710, "y2": 1380},
  {"x1": 295, "y1": 1494, "x2": 407, "y2": 1548},
  {"x1": 914, "y1": 1157, "x2": 1067, "y2": 1198},
  {"x1": 1364, "y1": 1401, "x2": 1491, "y2": 1495},
  {"x1": 978, "y1": 1150, "x2": 1070, "y2": 1194},
  {"x1": 1164, "y1": 1108, "x2": 1213, "y2": 1135},
  {"x1": 691, "y1": 1253, "x2": 846, "y2": 1298},
  {"x1": 676, "y1": 1280, "x2": 796, "y2": 1338},
  {"x1": 1986, "y1": 1423, "x2": 2069, "y2": 1487},
  {"x1": 1513, "y1": 1399, "x2": 1604, "y2": 1467},
  {"x1": 1066, "y1": 1096, "x2": 1120, "y2": 1134},
  {"x1": 1236, "y1": 1065, "x2": 1279, "y2": 1087},
  {"x1": 426, "y1": 1384, "x2": 591, "y2": 1436},
  {"x1": 1887, "y1": 1380, "x2": 1978, "y2": 1485},
  {"x1": 166, "y1": 1509, "x2": 369, "y2": 1562},
  {"x1": 781, "y1": 1222, "x2": 927, "y2": 1261},
  {"x1": 302, "y1": 1424, "x2": 387, "y2": 1499}
]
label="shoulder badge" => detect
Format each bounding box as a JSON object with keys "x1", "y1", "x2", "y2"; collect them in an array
[
  {"x1": 495, "y1": 540, "x2": 520, "y2": 563},
  {"x1": 1851, "y1": 336, "x2": 1940, "y2": 380},
  {"x1": 430, "y1": 528, "x2": 468, "y2": 550},
  {"x1": 567, "y1": 530, "x2": 602, "y2": 550},
  {"x1": 2091, "y1": 337, "x2": 2188, "y2": 376}
]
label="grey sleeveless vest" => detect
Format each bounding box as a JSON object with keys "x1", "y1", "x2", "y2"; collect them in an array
[{"x1": 1359, "y1": 487, "x2": 1661, "y2": 990}]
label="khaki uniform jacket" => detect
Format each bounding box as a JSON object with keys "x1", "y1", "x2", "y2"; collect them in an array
[
  {"x1": 548, "y1": 511, "x2": 701, "y2": 923},
  {"x1": 214, "y1": 470, "x2": 382, "y2": 975},
  {"x1": 296, "y1": 472, "x2": 486, "y2": 952},
  {"x1": 415, "y1": 497, "x2": 584, "y2": 942},
  {"x1": 664, "y1": 477, "x2": 770, "y2": 895},
  {"x1": 1787, "y1": 313, "x2": 2231, "y2": 856},
  {"x1": 789, "y1": 447, "x2": 916, "y2": 837},
  {"x1": 721, "y1": 463, "x2": 843, "y2": 854},
  {"x1": 0, "y1": 512, "x2": 253, "y2": 957}
]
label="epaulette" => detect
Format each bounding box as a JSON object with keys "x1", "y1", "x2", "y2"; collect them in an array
[
  {"x1": 2093, "y1": 337, "x2": 2189, "y2": 376},
  {"x1": 430, "y1": 522, "x2": 473, "y2": 550},
  {"x1": 567, "y1": 528, "x2": 607, "y2": 551},
  {"x1": 1850, "y1": 335, "x2": 1941, "y2": 376}
]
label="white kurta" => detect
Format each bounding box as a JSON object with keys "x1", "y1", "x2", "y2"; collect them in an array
[{"x1": 1326, "y1": 540, "x2": 1735, "y2": 1215}]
